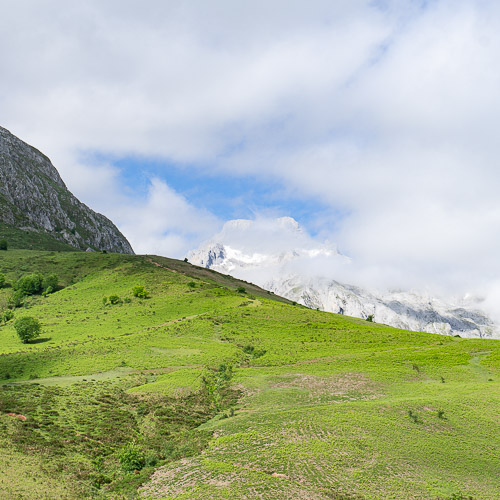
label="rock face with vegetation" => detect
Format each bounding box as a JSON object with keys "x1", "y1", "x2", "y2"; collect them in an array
[{"x1": 0, "y1": 126, "x2": 133, "y2": 253}]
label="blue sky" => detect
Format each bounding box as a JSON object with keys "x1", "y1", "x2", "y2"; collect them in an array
[
  {"x1": 2, "y1": 0, "x2": 500, "y2": 310},
  {"x1": 100, "y1": 153, "x2": 336, "y2": 233}
]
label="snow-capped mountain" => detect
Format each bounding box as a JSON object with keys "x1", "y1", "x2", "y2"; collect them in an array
[{"x1": 189, "y1": 217, "x2": 498, "y2": 339}]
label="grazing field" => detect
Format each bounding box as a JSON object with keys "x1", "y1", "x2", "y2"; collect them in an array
[{"x1": 0, "y1": 250, "x2": 498, "y2": 499}]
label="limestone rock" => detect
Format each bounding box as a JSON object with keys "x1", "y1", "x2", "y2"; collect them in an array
[{"x1": 0, "y1": 126, "x2": 133, "y2": 254}]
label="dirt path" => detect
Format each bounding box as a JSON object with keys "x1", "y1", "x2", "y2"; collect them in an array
[{"x1": 145, "y1": 257, "x2": 178, "y2": 273}]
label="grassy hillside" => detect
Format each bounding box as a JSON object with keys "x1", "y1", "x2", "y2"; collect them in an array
[
  {"x1": 0, "y1": 250, "x2": 498, "y2": 499},
  {"x1": 0, "y1": 224, "x2": 77, "y2": 251}
]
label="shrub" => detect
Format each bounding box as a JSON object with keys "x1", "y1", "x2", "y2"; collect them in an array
[
  {"x1": 14, "y1": 272, "x2": 44, "y2": 296},
  {"x1": 242, "y1": 345, "x2": 266, "y2": 359},
  {"x1": 14, "y1": 317, "x2": 41, "y2": 344},
  {"x1": 237, "y1": 286, "x2": 246, "y2": 293},
  {"x1": 132, "y1": 286, "x2": 150, "y2": 298},
  {"x1": 9, "y1": 290, "x2": 25, "y2": 308},
  {"x1": 108, "y1": 295, "x2": 121, "y2": 305},
  {"x1": 0, "y1": 239, "x2": 7, "y2": 250},
  {"x1": 366, "y1": 314, "x2": 374, "y2": 322},
  {"x1": 0, "y1": 273, "x2": 5, "y2": 288},
  {"x1": 201, "y1": 363, "x2": 234, "y2": 410},
  {"x1": 118, "y1": 442, "x2": 145, "y2": 472},
  {"x1": 13, "y1": 272, "x2": 59, "y2": 298},
  {"x1": 42, "y1": 273, "x2": 59, "y2": 293},
  {"x1": 187, "y1": 282, "x2": 196, "y2": 288},
  {"x1": 2, "y1": 310, "x2": 14, "y2": 322}
]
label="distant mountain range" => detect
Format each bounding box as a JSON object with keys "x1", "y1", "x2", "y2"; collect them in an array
[
  {"x1": 189, "y1": 217, "x2": 498, "y2": 339},
  {"x1": 0, "y1": 126, "x2": 133, "y2": 253}
]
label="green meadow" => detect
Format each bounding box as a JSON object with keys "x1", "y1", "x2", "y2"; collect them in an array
[{"x1": 0, "y1": 250, "x2": 498, "y2": 499}]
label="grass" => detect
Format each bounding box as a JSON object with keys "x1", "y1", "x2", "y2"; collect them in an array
[
  {"x1": 0, "y1": 250, "x2": 498, "y2": 499},
  {"x1": 0, "y1": 224, "x2": 77, "y2": 252}
]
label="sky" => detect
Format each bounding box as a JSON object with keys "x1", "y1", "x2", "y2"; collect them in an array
[{"x1": 2, "y1": 0, "x2": 500, "y2": 312}]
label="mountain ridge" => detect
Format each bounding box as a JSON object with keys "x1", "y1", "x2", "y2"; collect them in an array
[
  {"x1": 0, "y1": 126, "x2": 133, "y2": 253},
  {"x1": 189, "y1": 217, "x2": 498, "y2": 339}
]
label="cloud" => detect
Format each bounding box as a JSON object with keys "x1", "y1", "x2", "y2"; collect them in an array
[
  {"x1": 115, "y1": 178, "x2": 221, "y2": 257},
  {"x1": 1, "y1": 0, "x2": 500, "y2": 310}
]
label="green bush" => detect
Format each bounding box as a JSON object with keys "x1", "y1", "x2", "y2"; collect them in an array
[
  {"x1": 237, "y1": 286, "x2": 246, "y2": 293},
  {"x1": 13, "y1": 272, "x2": 59, "y2": 297},
  {"x1": 0, "y1": 273, "x2": 5, "y2": 288},
  {"x1": 118, "y1": 442, "x2": 145, "y2": 472},
  {"x1": 132, "y1": 286, "x2": 150, "y2": 298},
  {"x1": 42, "y1": 273, "x2": 59, "y2": 293},
  {"x1": 2, "y1": 310, "x2": 14, "y2": 322},
  {"x1": 14, "y1": 272, "x2": 44, "y2": 296},
  {"x1": 187, "y1": 282, "x2": 196, "y2": 288},
  {"x1": 242, "y1": 345, "x2": 266, "y2": 359},
  {"x1": 108, "y1": 295, "x2": 121, "y2": 305},
  {"x1": 0, "y1": 239, "x2": 7, "y2": 250},
  {"x1": 201, "y1": 363, "x2": 234, "y2": 410},
  {"x1": 9, "y1": 290, "x2": 25, "y2": 308},
  {"x1": 14, "y1": 317, "x2": 42, "y2": 344}
]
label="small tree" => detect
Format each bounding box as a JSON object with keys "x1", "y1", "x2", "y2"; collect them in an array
[
  {"x1": 14, "y1": 317, "x2": 41, "y2": 344},
  {"x1": 0, "y1": 239, "x2": 7, "y2": 251},
  {"x1": 132, "y1": 286, "x2": 150, "y2": 298}
]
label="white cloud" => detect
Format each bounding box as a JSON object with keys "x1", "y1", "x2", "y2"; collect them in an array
[
  {"x1": 116, "y1": 178, "x2": 221, "y2": 258},
  {"x1": 1, "y1": 0, "x2": 500, "y2": 312}
]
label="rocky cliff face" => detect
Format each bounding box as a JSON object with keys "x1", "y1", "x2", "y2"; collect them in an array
[
  {"x1": 0, "y1": 126, "x2": 133, "y2": 253},
  {"x1": 189, "y1": 218, "x2": 499, "y2": 339}
]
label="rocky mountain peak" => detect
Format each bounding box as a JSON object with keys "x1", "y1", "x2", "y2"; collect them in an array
[
  {"x1": 189, "y1": 218, "x2": 498, "y2": 339},
  {"x1": 0, "y1": 126, "x2": 133, "y2": 253}
]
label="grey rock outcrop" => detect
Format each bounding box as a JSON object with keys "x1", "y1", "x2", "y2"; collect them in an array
[{"x1": 0, "y1": 126, "x2": 133, "y2": 253}]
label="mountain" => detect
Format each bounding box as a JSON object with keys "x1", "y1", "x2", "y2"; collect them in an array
[
  {"x1": 189, "y1": 217, "x2": 498, "y2": 339},
  {"x1": 0, "y1": 126, "x2": 133, "y2": 253}
]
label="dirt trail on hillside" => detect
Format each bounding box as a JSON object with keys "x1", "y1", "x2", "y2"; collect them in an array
[{"x1": 145, "y1": 257, "x2": 178, "y2": 273}]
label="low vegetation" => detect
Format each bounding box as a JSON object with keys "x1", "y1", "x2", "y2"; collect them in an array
[
  {"x1": 0, "y1": 250, "x2": 498, "y2": 499},
  {"x1": 14, "y1": 316, "x2": 41, "y2": 343}
]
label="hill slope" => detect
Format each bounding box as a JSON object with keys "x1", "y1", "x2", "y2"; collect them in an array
[
  {"x1": 0, "y1": 126, "x2": 133, "y2": 253},
  {"x1": 0, "y1": 250, "x2": 498, "y2": 499}
]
